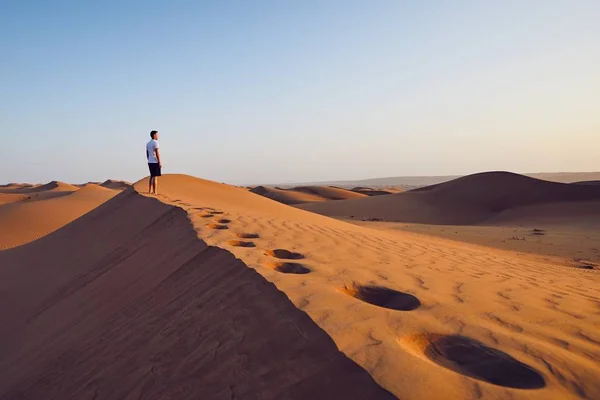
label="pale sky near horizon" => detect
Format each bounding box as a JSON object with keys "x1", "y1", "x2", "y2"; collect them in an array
[{"x1": 1, "y1": 1, "x2": 599, "y2": 185}]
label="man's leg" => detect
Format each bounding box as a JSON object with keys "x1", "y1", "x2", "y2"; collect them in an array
[
  {"x1": 149, "y1": 177, "x2": 153, "y2": 194},
  {"x1": 154, "y1": 177, "x2": 158, "y2": 195}
]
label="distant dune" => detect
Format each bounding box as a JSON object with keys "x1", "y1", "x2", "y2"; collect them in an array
[
  {"x1": 0, "y1": 193, "x2": 30, "y2": 206},
  {"x1": 100, "y1": 179, "x2": 132, "y2": 190},
  {"x1": 250, "y1": 185, "x2": 366, "y2": 205},
  {"x1": 272, "y1": 171, "x2": 600, "y2": 190},
  {"x1": 299, "y1": 171, "x2": 600, "y2": 225},
  {"x1": 0, "y1": 183, "x2": 118, "y2": 250},
  {"x1": 20, "y1": 180, "x2": 79, "y2": 193},
  {"x1": 0, "y1": 180, "x2": 78, "y2": 194}
]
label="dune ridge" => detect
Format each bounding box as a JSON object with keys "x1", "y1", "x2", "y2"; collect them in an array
[
  {"x1": 127, "y1": 174, "x2": 600, "y2": 399},
  {"x1": 0, "y1": 190, "x2": 393, "y2": 399}
]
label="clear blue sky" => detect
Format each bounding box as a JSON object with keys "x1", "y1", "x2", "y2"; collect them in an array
[{"x1": 1, "y1": 0, "x2": 599, "y2": 185}]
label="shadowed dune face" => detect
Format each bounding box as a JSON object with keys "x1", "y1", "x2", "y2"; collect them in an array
[
  {"x1": 573, "y1": 180, "x2": 600, "y2": 186},
  {"x1": 400, "y1": 334, "x2": 545, "y2": 389},
  {"x1": 299, "y1": 172, "x2": 600, "y2": 225},
  {"x1": 0, "y1": 191, "x2": 394, "y2": 399}
]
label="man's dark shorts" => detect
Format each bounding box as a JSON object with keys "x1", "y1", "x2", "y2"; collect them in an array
[{"x1": 148, "y1": 163, "x2": 162, "y2": 177}]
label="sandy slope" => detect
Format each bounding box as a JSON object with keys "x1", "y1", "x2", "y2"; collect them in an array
[
  {"x1": 0, "y1": 190, "x2": 392, "y2": 399},
  {"x1": 2, "y1": 173, "x2": 599, "y2": 399},
  {"x1": 250, "y1": 185, "x2": 366, "y2": 205},
  {"x1": 299, "y1": 172, "x2": 600, "y2": 225},
  {"x1": 351, "y1": 220, "x2": 600, "y2": 267},
  {"x1": 124, "y1": 174, "x2": 600, "y2": 400},
  {"x1": 0, "y1": 184, "x2": 119, "y2": 250},
  {"x1": 0, "y1": 193, "x2": 30, "y2": 206}
]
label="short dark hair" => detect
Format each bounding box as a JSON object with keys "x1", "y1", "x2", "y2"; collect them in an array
[{"x1": 150, "y1": 130, "x2": 158, "y2": 138}]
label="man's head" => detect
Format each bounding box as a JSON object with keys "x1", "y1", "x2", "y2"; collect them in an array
[{"x1": 150, "y1": 130, "x2": 159, "y2": 140}]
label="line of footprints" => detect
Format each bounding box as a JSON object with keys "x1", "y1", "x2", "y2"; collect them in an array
[
  {"x1": 195, "y1": 206, "x2": 310, "y2": 275},
  {"x1": 171, "y1": 199, "x2": 547, "y2": 392}
]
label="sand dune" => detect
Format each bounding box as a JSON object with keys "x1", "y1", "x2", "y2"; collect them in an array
[
  {"x1": 0, "y1": 189, "x2": 392, "y2": 399},
  {"x1": 299, "y1": 171, "x2": 600, "y2": 225},
  {"x1": 121, "y1": 174, "x2": 598, "y2": 399},
  {"x1": 250, "y1": 185, "x2": 366, "y2": 205},
  {"x1": 0, "y1": 183, "x2": 118, "y2": 250},
  {"x1": 1, "y1": 173, "x2": 599, "y2": 399},
  {"x1": 285, "y1": 171, "x2": 600, "y2": 189},
  {"x1": 0, "y1": 193, "x2": 30, "y2": 206},
  {"x1": 14, "y1": 180, "x2": 79, "y2": 193},
  {"x1": 101, "y1": 179, "x2": 132, "y2": 190},
  {"x1": 0, "y1": 180, "x2": 81, "y2": 203}
]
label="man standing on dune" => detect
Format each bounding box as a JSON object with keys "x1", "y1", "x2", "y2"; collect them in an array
[{"x1": 146, "y1": 130, "x2": 162, "y2": 194}]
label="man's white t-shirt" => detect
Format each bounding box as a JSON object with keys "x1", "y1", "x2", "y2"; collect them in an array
[{"x1": 147, "y1": 139, "x2": 160, "y2": 163}]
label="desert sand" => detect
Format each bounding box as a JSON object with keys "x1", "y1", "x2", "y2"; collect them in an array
[
  {"x1": 1, "y1": 173, "x2": 599, "y2": 399},
  {"x1": 0, "y1": 182, "x2": 120, "y2": 250}
]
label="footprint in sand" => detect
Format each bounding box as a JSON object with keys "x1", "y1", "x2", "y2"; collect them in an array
[
  {"x1": 207, "y1": 223, "x2": 228, "y2": 230},
  {"x1": 228, "y1": 240, "x2": 255, "y2": 248},
  {"x1": 340, "y1": 284, "x2": 421, "y2": 311},
  {"x1": 398, "y1": 333, "x2": 545, "y2": 389},
  {"x1": 215, "y1": 218, "x2": 231, "y2": 224},
  {"x1": 263, "y1": 260, "x2": 310, "y2": 274},
  {"x1": 236, "y1": 233, "x2": 260, "y2": 239},
  {"x1": 264, "y1": 249, "x2": 305, "y2": 260}
]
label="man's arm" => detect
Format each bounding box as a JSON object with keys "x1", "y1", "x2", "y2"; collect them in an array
[{"x1": 156, "y1": 149, "x2": 162, "y2": 167}]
